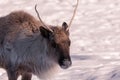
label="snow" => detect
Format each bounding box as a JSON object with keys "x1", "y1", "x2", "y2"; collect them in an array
[{"x1": 0, "y1": 0, "x2": 120, "y2": 80}]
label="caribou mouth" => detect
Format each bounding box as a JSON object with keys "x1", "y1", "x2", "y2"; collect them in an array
[{"x1": 59, "y1": 59, "x2": 72, "y2": 69}]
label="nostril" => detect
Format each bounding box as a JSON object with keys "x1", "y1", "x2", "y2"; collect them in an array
[
  {"x1": 64, "y1": 60, "x2": 72, "y2": 66},
  {"x1": 62, "y1": 59, "x2": 72, "y2": 66}
]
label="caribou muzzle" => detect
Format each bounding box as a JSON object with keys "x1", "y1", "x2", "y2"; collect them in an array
[{"x1": 59, "y1": 58, "x2": 72, "y2": 69}]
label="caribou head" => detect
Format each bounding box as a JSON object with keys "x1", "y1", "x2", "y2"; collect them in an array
[{"x1": 39, "y1": 22, "x2": 71, "y2": 69}]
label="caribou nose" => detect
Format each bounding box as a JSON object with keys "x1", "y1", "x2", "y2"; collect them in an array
[{"x1": 60, "y1": 59, "x2": 72, "y2": 69}]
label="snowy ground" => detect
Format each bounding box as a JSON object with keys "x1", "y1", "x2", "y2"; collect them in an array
[{"x1": 0, "y1": 0, "x2": 120, "y2": 80}]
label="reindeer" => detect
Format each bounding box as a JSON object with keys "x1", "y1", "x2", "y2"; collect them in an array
[{"x1": 0, "y1": 0, "x2": 79, "y2": 80}]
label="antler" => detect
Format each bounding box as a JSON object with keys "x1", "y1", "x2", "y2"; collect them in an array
[
  {"x1": 35, "y1": 4, "x2": 53, "y2": 32},
  {"x1": 67, "y1": 0, "x2": 79, "y2": 31}
]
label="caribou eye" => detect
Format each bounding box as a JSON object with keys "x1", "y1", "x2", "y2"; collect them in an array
[{"x1": 51, "y1": 42, "x2": 58, "y2": 48}]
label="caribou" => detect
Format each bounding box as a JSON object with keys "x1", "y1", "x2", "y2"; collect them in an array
[{"x1": 0, "y1": 0, "x2": 79, "y2": 80}]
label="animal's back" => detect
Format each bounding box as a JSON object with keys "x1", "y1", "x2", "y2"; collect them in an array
[{"x1": 0, "y1": 11, "x2": 41, "y2": 44}]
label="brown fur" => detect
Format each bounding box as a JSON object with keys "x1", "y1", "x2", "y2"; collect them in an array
[{"x1": 0, "y1": 11, "x2": 41, "y2": 42}]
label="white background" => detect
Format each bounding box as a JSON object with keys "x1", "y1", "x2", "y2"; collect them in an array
[{"x1": 0, "y1": 0, "x2": 120, "y2": 80}]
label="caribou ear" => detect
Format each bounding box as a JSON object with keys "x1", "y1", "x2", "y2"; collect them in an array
[
  {"x1": 62, "y1": 22, "x2": 69, "y2": 35},
  {"x1": 62, "y1": 22, "x2": 68, "y2": 30},
  {"x1": 39, "y1": 26, "x2": 52, "y2": 39}
]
